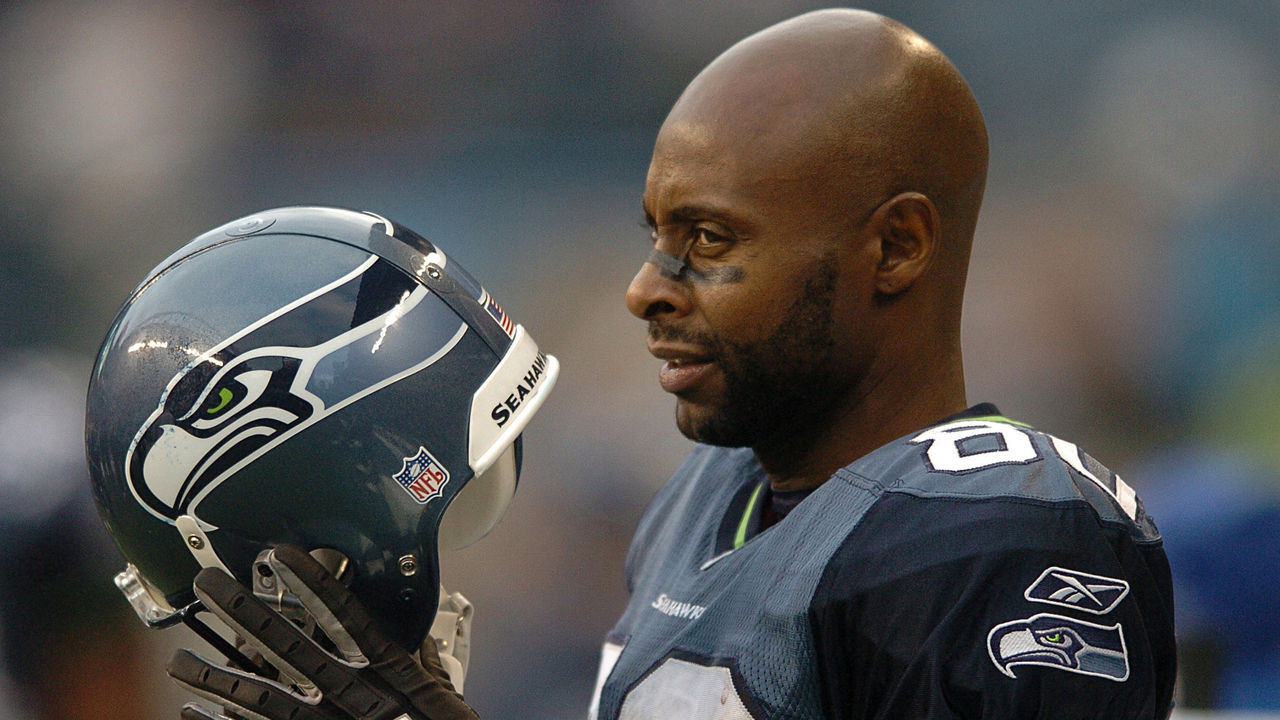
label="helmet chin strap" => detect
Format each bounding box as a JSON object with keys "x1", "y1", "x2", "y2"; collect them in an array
[
  {"x1": 175, "y1": 514, "x2": 233, "y2": 574},
  {"x1": 176, "y1": 503, "x2": 474, "y2": 692},
  {"x1": 244, "y1": 544, "x2": 474, "y2": 693},
  {"x1": 427, "y1": 586, "x2": 473, "y2": 694}
]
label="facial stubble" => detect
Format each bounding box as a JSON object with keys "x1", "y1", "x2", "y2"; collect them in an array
[{"x1": 669, "y1": 255, "x2": 843, "y2": 449}]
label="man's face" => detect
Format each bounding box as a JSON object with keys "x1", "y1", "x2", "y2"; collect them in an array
[{"x1": 627, "y1": 114, "x2": 880, "y2": 449}]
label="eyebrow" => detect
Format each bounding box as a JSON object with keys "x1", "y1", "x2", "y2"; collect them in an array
[{"x1": 641, "y1": 200, "x2": 747, "y2": 229}]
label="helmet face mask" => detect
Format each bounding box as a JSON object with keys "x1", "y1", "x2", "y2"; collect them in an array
[{"x1": 87, "y1": 207, "x2": 557, "y2": 650}]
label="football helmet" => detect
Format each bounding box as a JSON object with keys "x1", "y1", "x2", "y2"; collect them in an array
[{"x1": 86, "y1": 206, "x2": 558, "y2": 650}]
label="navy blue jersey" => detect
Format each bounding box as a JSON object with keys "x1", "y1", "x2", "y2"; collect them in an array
[{"x1": 590, "y1": 407, "x2": 1176, "y2": 719}]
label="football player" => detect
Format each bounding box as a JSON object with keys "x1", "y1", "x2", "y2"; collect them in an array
[{"x1": 598, "y1": 9, "x2": 1175, "y2": 719}]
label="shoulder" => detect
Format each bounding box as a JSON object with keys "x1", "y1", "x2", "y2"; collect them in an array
[
  {"x1": 809, "y1": 417, "x2": 1176, "y2": 718},
  {"x1": 817, "y1": 415, "x2": 1168, "y2": 609},
  {"x1": 841, "y1": 416, "x2": 1159, "y2": 543}
]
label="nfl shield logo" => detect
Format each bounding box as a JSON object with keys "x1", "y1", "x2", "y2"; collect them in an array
[{"x1": 393, "y1": 447, "x2": 451, "y2": 504}]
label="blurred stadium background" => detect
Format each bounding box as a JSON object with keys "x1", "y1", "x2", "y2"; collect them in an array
[{"x1": 0, "y1": 1, "x2": 1277, "y2": 718}]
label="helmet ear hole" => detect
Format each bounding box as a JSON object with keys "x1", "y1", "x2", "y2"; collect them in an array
[
  {"x1": 308, "y1": 547, "x2": 352, "y2": 581},
  {"x1": 438, "y1": 442, "x2": 519, "y2": 551}
]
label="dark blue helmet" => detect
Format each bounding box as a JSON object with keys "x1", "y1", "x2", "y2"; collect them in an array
[{"x1": 86, "y1": 207, "x2": 558, "y2": 649}]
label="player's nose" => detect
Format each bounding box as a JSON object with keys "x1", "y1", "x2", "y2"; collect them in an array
[{"x1": 625, "y1": 256, "x2": 692, "y2": 321}]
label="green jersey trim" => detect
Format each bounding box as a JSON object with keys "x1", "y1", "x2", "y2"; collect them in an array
[{"x1": 734, "y1": 481, "x2": 766, "y2": 549}]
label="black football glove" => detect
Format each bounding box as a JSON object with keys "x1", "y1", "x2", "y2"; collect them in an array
[{"x1": 166, "y1": 544, "x2": 479, "y2": 720}]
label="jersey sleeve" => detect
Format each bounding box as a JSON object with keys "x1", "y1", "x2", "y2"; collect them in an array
[{"x1": 809, "y1": 490, "x2": 1176, "y2": 719}]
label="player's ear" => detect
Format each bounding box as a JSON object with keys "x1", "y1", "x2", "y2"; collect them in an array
[{"x1": 867, "y1": 192, "x2": 939, "y2": 295}]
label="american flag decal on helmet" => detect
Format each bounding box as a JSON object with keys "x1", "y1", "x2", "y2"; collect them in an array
[
  {"x1": 479, "y1": 289, "x2": 515, "y2": 338},
  {"x1": 393, "y1": 447, "x2": 451, "y2": 504}
]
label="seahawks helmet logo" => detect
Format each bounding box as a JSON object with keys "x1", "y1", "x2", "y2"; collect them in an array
[
  {"x1": 987, "y1": 613, "x2": 1129, "y2": 681},
  {"x1": 125, "y1": 257, "x2": 467, "y2": 524}
]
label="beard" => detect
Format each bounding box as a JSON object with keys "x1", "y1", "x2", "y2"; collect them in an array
[{"x1": 651, "y1": 255, "x2": 846, "y2": 449}]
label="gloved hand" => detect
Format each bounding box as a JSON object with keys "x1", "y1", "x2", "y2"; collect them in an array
[{"x1": 166, "y1": 544, "x2": 479, "y2": 720}]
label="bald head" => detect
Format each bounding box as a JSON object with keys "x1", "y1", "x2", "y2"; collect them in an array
[
  {"x1": 660, "y1": 8, "x2": 988, "y2": 257},
  {"x1": 634, "y1": 10, "x2": 986, "y2": 481}
]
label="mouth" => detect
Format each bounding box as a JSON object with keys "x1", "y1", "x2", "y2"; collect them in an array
[
  {"x1": 659, "y1": 359, "x2": 713, "y2": 394},
  {"x1": 649, "y1": 345, "x2": 714, "y2": 394}
]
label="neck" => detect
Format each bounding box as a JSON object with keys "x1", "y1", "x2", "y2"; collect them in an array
[{"x1": 754, "y1": 341, "x2": 966, "y2": 492}]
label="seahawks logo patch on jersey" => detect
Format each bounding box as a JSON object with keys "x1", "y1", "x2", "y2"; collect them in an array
[{"x1": 987, "y1": 613, "x2": 1129, "y2": 681}]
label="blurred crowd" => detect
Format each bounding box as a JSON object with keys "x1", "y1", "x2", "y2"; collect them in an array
[{"x1": 0, "y1": 1, "x2": 1277, "y2": 718}]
